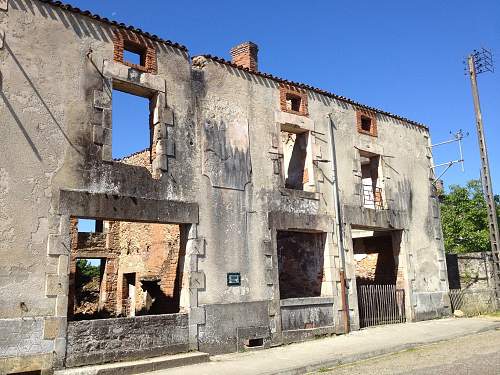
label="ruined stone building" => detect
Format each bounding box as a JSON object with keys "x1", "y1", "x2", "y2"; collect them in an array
[{"x1": 0, "y1": 0, "x2": 451, "y2": 372}]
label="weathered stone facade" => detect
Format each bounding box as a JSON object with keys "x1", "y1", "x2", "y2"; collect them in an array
[{"x1": 0, "y1": 0, "x2": 450, "y2": 372}]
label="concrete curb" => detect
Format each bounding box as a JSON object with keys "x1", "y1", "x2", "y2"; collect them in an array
[
  {"x1": 54, "y1": 352, "x2": 210, "y2": 375},
  {"x1": 263, "y1": 321, "x2": 500, "y2": 375}
]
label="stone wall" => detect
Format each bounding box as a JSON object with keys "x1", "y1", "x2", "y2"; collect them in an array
[
  {"x1": 280, "y1": 297, "x2": 334, "y2": 331},
  {"x1": 446, "y1": 252, "x2": 495, "y2": 290},
  {"x1": 65, "y1": 313, "x2": 189, "y2": 367}
]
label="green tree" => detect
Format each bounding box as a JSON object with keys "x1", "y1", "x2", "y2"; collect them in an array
[
  {"x1": 440, "y1": 179, "x2": 500, "y2": 254},
  {"x1": 76, "y1": 259, "x2": 100, "y2": 284}
]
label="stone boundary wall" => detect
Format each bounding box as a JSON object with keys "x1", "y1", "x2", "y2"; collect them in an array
[
  {"x1": 446, "y1": 252, "x2": 495, "y2": 290},
  {"x1": 65, "y1": 313, "x2": 189, "y2": 367}
]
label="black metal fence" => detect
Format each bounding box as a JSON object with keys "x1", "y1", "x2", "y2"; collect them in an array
[{"x1": 357, "y1": 284, "x2": 406, "y2": 328}]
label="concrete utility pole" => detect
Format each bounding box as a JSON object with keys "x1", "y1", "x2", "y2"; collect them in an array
[{"x1": 466, "y1": 49, "x2": 500, "y2": 300}]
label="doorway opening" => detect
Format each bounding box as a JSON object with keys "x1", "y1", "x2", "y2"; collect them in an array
[{"x1": 352, "y1": 228, "x2": 406, "y2": 327}]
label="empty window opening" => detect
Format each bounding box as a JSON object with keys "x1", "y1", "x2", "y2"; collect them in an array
[
  {"x1": 360, "y1": 115, "x2": 372, "y2": 132},
  {"x1": 246, "y1": 338, "x2": 264, "y2": 347},
  {"x1": 112, "y1": 89, "x2": 152, "y2": 164},
  {"x1": 277, "y1": 231, "x2": 325, "y2": 299},
  {"x1": 69, "y1": 218, "x2": 185, "y2": 320},
  {"x1": 123, "y1": 45, "x2": 143, "y2": 66},
  {"x1": 77, "y1": 219, "x2": 103, "y2": 233},
  {"x1": 73, "y1": 258, "x2": 106, "y2": 320},
  {"x1": 281, "y1": 130, "x2": 308, "y2": 190},
  {"x1": 360, "y1": 151, "x2": 383, "y2": 209},
  {"x1": 286, "y1": 93, "x2": 301, "y2": 112}
]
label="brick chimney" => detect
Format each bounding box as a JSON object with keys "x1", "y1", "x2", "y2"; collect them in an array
[{"x1": 230, "y1": 42, "x2": 259, "y2": 72}]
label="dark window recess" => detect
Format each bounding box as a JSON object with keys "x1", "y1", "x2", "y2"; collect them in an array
[
  {"x1": 361, "y1": 116, "x2": 372, "y2": 132},
  {"x1": 286, "y1": 93, "x2": 301, "y2": 112},
  {"x1": 277, "y1": 231, "x2": 325, "y2": 299},
  {"x1": 246, "y1": 338, "x2": 264, "y2": 347},
  {"x1": 123, "y1": 41, "x2": 146, "y2": 66}
]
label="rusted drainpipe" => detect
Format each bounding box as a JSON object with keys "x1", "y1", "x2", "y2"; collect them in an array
[{"x1": 328, "y1": 113, "x2": 350, "y2": 334}]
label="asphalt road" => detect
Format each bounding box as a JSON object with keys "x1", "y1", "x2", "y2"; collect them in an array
[{"x1": 313, "y1": 329, "x2": 500, "y2": 375}]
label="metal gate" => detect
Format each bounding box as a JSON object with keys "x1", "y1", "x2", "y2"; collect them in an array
[{"x1": 357, "y1": 284, "x2": 406, "y2": 328}]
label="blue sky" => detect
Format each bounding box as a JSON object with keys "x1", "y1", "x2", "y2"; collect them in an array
[{"x1": 70, "y1": 0, "x2": 500, "y2": 193}]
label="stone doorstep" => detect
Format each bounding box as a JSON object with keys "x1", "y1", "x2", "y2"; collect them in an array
[{"x1": 53, "y1": 352, "x2": 209, "y2": 375}]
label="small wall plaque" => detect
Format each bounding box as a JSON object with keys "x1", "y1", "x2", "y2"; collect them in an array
[{"x1": 227, "y1": 272, "x2": 241, "y2": 286}]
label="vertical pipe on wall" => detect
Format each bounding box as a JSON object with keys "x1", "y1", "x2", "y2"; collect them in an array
[{"x1": 328, "y1": 113, "x2": 350, "y2": 333}]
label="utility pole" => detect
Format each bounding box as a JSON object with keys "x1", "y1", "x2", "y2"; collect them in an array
[{"x1": 466, "y1": 48, "x2": 500, "y2": 300}]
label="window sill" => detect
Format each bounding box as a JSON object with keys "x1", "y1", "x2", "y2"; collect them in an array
[
  {"x1": 279, "y1": 187, "x2": 319, "y2": 200},
  {"x1": 280, "y1": 297, "x2": 334, "y2": 307}
]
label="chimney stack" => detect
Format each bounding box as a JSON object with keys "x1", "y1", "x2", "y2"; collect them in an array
[{"x1": 230, "y1": 42, "x2": 259, "y2": 72}]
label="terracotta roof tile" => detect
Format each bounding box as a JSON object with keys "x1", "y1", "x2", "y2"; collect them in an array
[
  {"x1": 37, "y1": 0, "x2": 188, "y2": 52},
  {"x1": 200, "y1": 55, "x2": 428, "y2": 130}
]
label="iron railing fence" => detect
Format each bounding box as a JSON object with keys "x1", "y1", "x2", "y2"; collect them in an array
[
  {"x1": 357, "y1": 284, "x2": 406, "y2": 328},
  {"x1": 449, "y1": 288, "x2": 498, "y2": 316}
]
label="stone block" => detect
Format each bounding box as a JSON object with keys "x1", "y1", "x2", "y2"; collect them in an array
[
  {"x1": 164, "y1": 108, "x2": 174, "y2": 126},
  {"x1": 264, "y1": 254, "x2": 273, "y2": 269},
  {"x1": 55, "y1": 295, "x2": 68, "y2": 317},
  {"x1": 265, "y1": 269, "x2": 273, "y2": 285},
  {"x1": 166, "y1": 137, "x2": 175, "y2": 157},
  {"x1": 54, "y1": 337, "x2": 66, "y2": 357},
  {"x1": 154, "y1": 154, "x2": 168, "y2": 171},
  {"x1": 92, "y1": 125, "x2": 104, "y2": 145},
  {"x1": 156, "y1": 138, "x2": 167, "y2": 155},
  {"x1": 43, "y1": 317, "x2": 65, "y2": 340},
  {"x1": 45, "y1": 274, "x2": 67, "y2": 297},
  {"x1": 102, "y1": 127, "x2": 112, "y2": 146},
  {"x1": 0, "y1": 0, "x2": 7, "y2": 11},
  {"x1": 102, "y1": 109, "x2": 112, "y2": 129},
  {"x1": 57, "y1": 255, "x2": 69, "y2": 275},
  {"x1": 90, "y1": 108, "x2": 103, "y2": 125},
  {"x1": 189, "y1": 306, "x2": 206, "y2": 325},
  {"x1": 47, "y1": 234, "x2": 66, "y2": 255},
  {"x1": 189, "y1": 271, "x2": 205, "y2": 289},
  {"x1": 188, "y1": 223, "x2": 198, "y2": 239},
  {"x1": 273, "y1": 159, "x2": 281, "y2": 175},
  {"x1": 154, "y1": 122, "x2": 167, "y2": 140},
  {"x1": 263, "y1": 240, "x2": 273, "y2": 255},
  {"x1": 93, "y1": 89, "x2": 111, "y2": 109},
  {"x1": 189, "y1": 238, "x2": 205, "y2": 256},
  {"x1": 102, "y1": 145, "x2": 112, "y2": 161}
]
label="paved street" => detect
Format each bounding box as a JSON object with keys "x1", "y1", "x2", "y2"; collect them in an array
[
  {"x1": 312, "y1": 329, "x2": 500, "y2": 375},
  {"x1": 143, "y1": 317, "x2": 500, "y2": 375}
]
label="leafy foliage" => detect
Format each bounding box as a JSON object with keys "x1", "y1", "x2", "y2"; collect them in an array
[
  {"x1": 440, "y1": 179, "x2": 500, "y2": 254},
  {"x1": 76, "y1": 259, "x2": 101, "y2": 284}
]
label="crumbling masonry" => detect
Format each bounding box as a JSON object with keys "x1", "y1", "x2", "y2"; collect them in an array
[{"x1": 0, "y1": 0, "x2": 450, "y2": 372}]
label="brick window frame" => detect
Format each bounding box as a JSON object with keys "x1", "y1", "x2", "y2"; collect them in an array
[
  {"x1": 279, "y1": 84, "x2": 308, "y2": 116},
  {"x1": 356, "y1": 110, "x2": 378, "y2": 137},
  {"x1": 113, "y1": 31, "x2": 157, "y2": 74}
]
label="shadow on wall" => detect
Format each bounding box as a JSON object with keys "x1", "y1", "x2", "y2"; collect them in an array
[
  {"x1": 10, "y1": 0, "x2": 186, "y2": 56},
  {"x1": 1, "y1": 90, "x2": 42, "y2": 161},
  {"x1": 3, "y1": 42, "x2": 82, "y2": 157}
]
